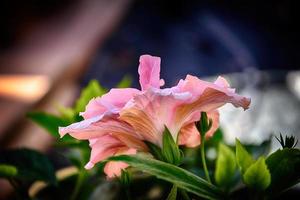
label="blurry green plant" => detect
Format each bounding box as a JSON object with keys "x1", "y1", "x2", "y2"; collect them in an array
[{"x1": 1, "y1": 77, "x2": 300, "y2": 200}]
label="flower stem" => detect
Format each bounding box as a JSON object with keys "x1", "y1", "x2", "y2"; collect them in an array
[
  {"x1": 201, "y1": 138, "x2": 211, "y2": 183},
  {"x1": 70, "y1": 170, "x2": 86, "y2": 200}
]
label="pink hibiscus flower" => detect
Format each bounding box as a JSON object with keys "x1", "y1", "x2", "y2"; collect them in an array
[{"x1": 59, "y1": 55, "x2": 250, "y2": 178}]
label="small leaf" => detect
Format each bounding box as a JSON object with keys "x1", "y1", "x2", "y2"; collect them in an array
[
  {"x1": 144, "y1": 141, "x2": 164, "y2": 161},
  {"x1": 243, "y1": 157, "x2": 271, "y2": 191},
  {"x1": 107, "y1": 154, "x2": 224, "y2": 199},
  {"x1": 275, "y1": 134, "x2": 298, "y2": 149},
  {"x1": 266, "y1": 148, "x2": 300, "y2": 196},
  {"x1": 116, "y1": 75, "x2": 132, "y2": 88},
  {"x1": 167, "y1": 185, "x2": 178, "y2": 200},
  {"x1": 56, "y1": 104, "x2": 76, "y2": 123},
  {"x1": 215, "y1": 143, "x2": 236, "y2": 187},
  {"x1": 235, "y1": 139, "x2": 254, "y2": 174},
  {"x1": 74, "y1": 80, "x2": 106, "y2": 114},
  {"x1": 162, "y1": 127, "x2": 181, "y2": 165},
  {"x1": 0, "y1": 149, "x2": 56, "y2": 184},
  {"x1": 120, "y1": 169, "x2": 131, "y2": 186},
  {"x1": 0, "y1": 164, "x2": 18, "y2": 178},
  {"x1": 27, "y1": 112, "x2": 67, "y2": 138},
  {"x1": 196, "y1": 112, "x2": 211, "y2": 137}
]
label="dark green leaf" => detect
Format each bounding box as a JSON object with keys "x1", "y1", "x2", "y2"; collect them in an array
[
  {"x1": 243, "y1": 157, "x2": 271, "y2": 191},
  {"x1": 215, "y1": 143, "x2": 236, "y2": 187},
  {"x1": 275, "y1": 134, "x2": 298, "y2": 149},
  {"x1": 196, "y1": 112, "x2": 212, "y2": 138},
  {"x1": 74, "y1": 80, "x2": 106, "y2": 114},
  {"x1": 0, "y1": 149, "x2": 56, "y2": 184},
  {"x1": 162, "y1": 127, "x2": 181, "y2": 165},
  {"x1": 27, "y1": 112, "x2": 67, "y2": 138},
  {"x1": 120, "y1": 170, "x2": 131, "y2": 186},
  {"x1": 266, "y1": 148, "x2": 300, "y2": 195},
  {"x1": 116, "y1": 75, "x2": 133, "y2": 88},
  {"x1": 167, "y1": 185, "x2": 178, "y2": 200},
  {"x1": 107, "y1": 154, "x2": 224, "y2": 199},
  {"x1": 0, "y1": 164, "x2": 18, "y2": 178},
  {"x1": 145, "y1": 141, "x2": 164, "y2": 161},
  {"x1": 235, "y1": 139, "x2": 254, "y2": 174}
]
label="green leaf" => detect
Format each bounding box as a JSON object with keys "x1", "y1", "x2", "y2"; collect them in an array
[
  {"x1": 74, "y1": 80, "x2": 106, "y2": 114},
  {"x1": 167, "y1": 185, "x2": 178, "y2": 200},
  {"x1": 266, "y1": 148, "x2": 300, "y2": 195},
  {"x1": 107, "y1": 154, "x2": 224, "y2": 199},
  {"x1": 120, "y1": 169, "x2": 131, "y2": 186},
  {"x1": 162, "y1": 127, "x2": 181, "y2": 165},
  {"x1": 0, "y1": 164, "x2": 18, "y2": 178},
  {"x1": 0, "y1": 149, "x2": 56, "y2": 184},
  {"x1": 243, "y1": 157, "x2": 271, "y2": 191},
  {"x1": 275, "y1": 134, "x2": 298, "y2": 149},
  {"x1": 56, "y1": 104, "x2": 76, "y2": 123},
  {"x1": 196, "y1": 112, "x2": 212, "y2": 137},
  {"x1": 27, "y1": 112, "x2": 67, "y2": 138},
  {"x1": 215, "y1": 143, "x2": 236, "y2": 187},
  {"x1": 235, "y1": 139, "x2": 254, "y2": 174},
  {"x1": 116, "y1": 75, "x2": 132, "y2": 88},
  {"x1": 145, "y1": 141, "x2": 164, "y2": 161}
]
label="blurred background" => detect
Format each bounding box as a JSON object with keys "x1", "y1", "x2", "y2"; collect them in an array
[{"x1": 0, "y1": 0, "x2": 299, "y2": 182}]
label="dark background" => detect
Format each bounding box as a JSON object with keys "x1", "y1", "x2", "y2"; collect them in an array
[{"x1": 1, "y1": 0, "x2": 299, "y2": 87}]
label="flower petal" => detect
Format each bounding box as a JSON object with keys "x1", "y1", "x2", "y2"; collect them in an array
[
  {"x1": 120, "y1": 88, "x2": 191, "y2": 146},
  {"x1": 206, "y1": 110, "x2": 220, "y2": 138},
  {"x1": 85, "y1": 135, "x2": 123, "y2": 169},
  {"x1": 178, "y1": 123, "x2": 200, "y2": 147},
  {"x1": 81, "y1": 88, "x2": 139, "y2": 119},
  {"x1": 104, "y1": 148, "x2": 137, "y2": 178},
  {"x1": 138, "y1": 55, "x2": 163, "y2": 90},
  {"x1": 178, "y1": 110, "x2": 219, "y2": 147},
  {"x1": 59, "y1": 114, "x2": 147, "y2": 151},
  {"x1": 174, "y1": 75, "x2": 250, "y2": 126}
]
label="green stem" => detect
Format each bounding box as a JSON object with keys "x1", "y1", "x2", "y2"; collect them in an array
[
  {"x1": 201, "y1": 138, "x2": 212, "y2": 183},
  {"x1": 70, "y1": 170, "x2": 86, "y2": 200}
]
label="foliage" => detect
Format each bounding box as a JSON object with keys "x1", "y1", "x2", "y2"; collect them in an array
[
  {"x1": 27, "y1": 112, "x2": 68, "y2": 138},
  {"x1": 0, "y1": 148, "x2": 56, "y2": 184},
  {"x1": 243, "y1": 157, "x2": 271, "y2": 191},
  {"x1": 266, "y1": 148, "x2": 300, "y2": 196},
  {"x1": 275, "y1": 133, "x2": 298, "y2": 149},
  {"x1": 235, "y1": 139, "x2": 254, "y2": 174},
  {"x1": 107, "y1": 154, "x2": 224, "y2": 199},
  {"x1": 4, "y1": 77, "x2": 296, "y2": 199},
  {"x1": 214, "y1": 143, "x2": 236, "y2": 188}
]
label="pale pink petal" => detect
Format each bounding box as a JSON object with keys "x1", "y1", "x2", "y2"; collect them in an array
[
  {"x1": 178, "y1": 110, "x2": 219, "y2": 147},
  {"x1": 104, "y1": 148, "x2": 136, "y2": 178},
  {"x1": 85, "y1": 135, "x2": 122, "y2": 169},
  {"x1": 120, "y1": 76, "x2": 250, "y2": 147},
  {"x1": 104, "y1": 161, "x2": 129, "y2": 178},
  {"x1": 59, "y1": 114, "x2": 147, "y2": 151},
  {"x1": 214, "y1": 76, "x2": 230, "y2": 88},
  {"x1": 214, "y1": 76, "x2": 235, "y2": 93},
  {"x1": 177, "y1": 75, "x2": 246, "y2": 106},
  {"x1": 173, "y1": 87, "x2": 250, "y2": 133},
  {"x1": 206, "y1": 110, "x2": 220, "y2": 138},
  {"x1": 81, "y1": 88, "x2": 139, "y2": 119},
  {"x1": 120, "y1": 88, "x2": 191, "y2": 146},
  {"x1": 178, "y1": 123, "x2": 200, "y2": 147},
  {"x1": 138, "y1": 55, "x2": 163, "y2": 90}
]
